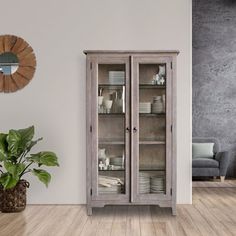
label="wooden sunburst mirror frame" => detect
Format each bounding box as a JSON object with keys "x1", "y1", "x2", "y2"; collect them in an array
[{"x1": 0, "y1": 35, "x2": 36, "y2": 93}]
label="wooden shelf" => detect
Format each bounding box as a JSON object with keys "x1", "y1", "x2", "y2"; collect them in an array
[
  {"x1": 99, "y1": 140, "x2": 165, "y2": 145},
  {"x1": 139, "y1": 113, "x2": 165, "y2": 117},
  {"x1": 99, "y1": 113, "x2": 125, "y2": 116},
  {"x1": 98, "y1": 169, "x2": 165, "y2": 172},
  {"x1": 139, "y1": 141, "x2": 165, "y2": 145},
  {"x1": 99, "y1": 140, "x2": 125, "y2": 145},
  {"x1": 139, "y1": 84, "x2": 166, "y2": 89},
  {"x1": 98, "y1": 168, "x2": 166, "y2": 172},
  {"x1": 98, "y1": 84, "x2": 124, "y2": 89}
]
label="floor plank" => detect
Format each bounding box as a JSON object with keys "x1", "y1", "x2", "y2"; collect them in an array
[{"x1": 0, "y1": 186, "x2": 236, "y2": 236}]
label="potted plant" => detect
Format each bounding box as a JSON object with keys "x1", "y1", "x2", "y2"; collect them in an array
[{"x1": 0, "y1": 126, "x2": 59, "y2": 212}]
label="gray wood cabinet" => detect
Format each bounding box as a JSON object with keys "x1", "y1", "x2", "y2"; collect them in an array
[{"x1": 84, "y1": 51, "x2": 179, "y2": 215}]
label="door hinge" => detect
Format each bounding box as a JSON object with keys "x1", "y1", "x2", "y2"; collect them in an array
[
  {"x1": 90, "y1": 188, "x2": 92, "y2": 195},
  {"x1": 90, "y1": 62, "x2": 92, "y2": 70},
  {"x1": 90, "y1": 125, "x2": 92, "y2": 132},
  {"x1": 170, "y1": 188, "x2": 172, "y2": 195},
  {"x1": 171, "y1": 125, "x2": 173, "y2": 132},
  {"x1": 171, "y1": 62, "x2": 173, "y2": 69}
]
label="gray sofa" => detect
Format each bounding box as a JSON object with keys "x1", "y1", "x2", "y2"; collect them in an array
[{"x1": 192, "y1": 137, "x2": 230, "y2": 182}]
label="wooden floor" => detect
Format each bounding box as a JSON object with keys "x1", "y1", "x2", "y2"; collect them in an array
[
  {"x1": 0, "y1": 187, "x2": 236, "y2": 236},
  {"x1": 192, "y1": 179, "x2": 236, "y2": 188}
]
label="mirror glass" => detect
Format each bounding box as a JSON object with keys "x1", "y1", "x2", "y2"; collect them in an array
[{"x1": 0, "y1": 52, "x2": 19, "y2": 75}]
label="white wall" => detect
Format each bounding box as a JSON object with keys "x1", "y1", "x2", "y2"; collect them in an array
[{"x1": 0, "y1": 0, "x2": 192, "y2": 204}]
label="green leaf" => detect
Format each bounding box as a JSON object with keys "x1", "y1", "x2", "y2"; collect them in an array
[
  {"x1": 0, "y1": 173, "x2": 19, "y2": 189},
  {"x1": 6, "y1": 126, "x2": 34, "y2": 156},
  {"x1": 0, "y1": 133, "x2": 8, "y2": 161},
  {"x1": 6, "y1": 130, "x2": 21, "y2": 156},
  {"x1": 27, "y1": 137, "x2": 43, "y2": 153},
  {"x1": 28, "y1": 152, "x2": 59, "y2": 167},
  {"x1": 4, "y1": 161, "x2": 25, "y2": 178},
  {"x1": 32, "y1": 169, "x2": 51, "y2": 187}
]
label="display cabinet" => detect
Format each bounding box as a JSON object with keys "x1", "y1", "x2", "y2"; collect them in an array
[{"x1": 84, "y1": 50, "x2": 178, "y2": 215}]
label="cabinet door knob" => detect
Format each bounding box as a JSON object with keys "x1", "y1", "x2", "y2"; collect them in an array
[
  {"x1": 126, "y1": 127, "x2": 130, "y2": 133},
  {"x1": 133, "y1": 127, "x2": 138, "y2": 133}
]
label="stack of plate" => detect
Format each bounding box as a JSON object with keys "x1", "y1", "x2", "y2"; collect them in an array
[
  {"x1": 99, "y1": 185, "x2": 122, "y2": 194},
  {"x1": 150, "y1": 176, "x2": 165, "y2": 193},
  {"x1": 139, "y1": 102, "x2": 151, "y2": 113},
  {"x1": 139, "y1": 172, "x2": 150, "y2": 194},
  {"x1": 110, "y1": 156, "x2": 124, "y2": 169},
  {"x1": 109, "y1": 71, "x2": 125, "y2": 84}
]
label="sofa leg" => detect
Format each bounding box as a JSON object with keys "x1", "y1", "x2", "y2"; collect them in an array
[{"x1": 220, "y1": 176, "x2": 225, "y2": 182}]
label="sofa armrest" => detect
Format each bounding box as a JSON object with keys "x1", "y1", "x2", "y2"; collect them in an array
[{"x1": 215, "y1": 151, "x2": 230, "y2": 176}]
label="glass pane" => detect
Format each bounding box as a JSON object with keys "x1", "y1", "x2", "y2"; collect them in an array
[
  {"x1": 97, "y1": 63, "x2": 126, "y2": 195},
  {"x1": 138, "y1": 63, "x2": 166, "y2": 195}
]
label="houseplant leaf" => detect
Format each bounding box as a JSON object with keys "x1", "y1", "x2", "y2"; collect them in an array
[
  {"x1": 7, "y1": 126, "x2": 34, "y2": 156},
  {"x1": 4, "y1": 161, "x2": 25, "y2": 178},
  {"x1": 0, "y1": 133, "x2": 8, "y2": 161},
  {"x1": 26, "y1": 137, "x2": 43, "y2": 153},
  {"x1": 32, "y1": 169, "x2": 51, "y2": 187},
  {"x1": 6, "y1": 130, "x2": 21, "y2": 156},
  {"x1": 28, "y1": 152, "x2": 59, "y2": 167},
  {"x1": 0, "y1": 173, "x2": 19, "y2": 189}
]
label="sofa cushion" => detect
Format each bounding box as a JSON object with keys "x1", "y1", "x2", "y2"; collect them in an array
[
  {"x1": 192, "y1": 143, "x2": 214, "y2": 159},
  {"x1": 192, "y1": 158, "x2": 219, "y2": 168}
]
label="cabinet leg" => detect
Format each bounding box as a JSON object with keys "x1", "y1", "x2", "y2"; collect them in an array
[
  {"x1": 87, "y1": 206, "x2": 93, "y2": 216},
  {"x1": 172, "y1": 206, "x2": 177, "y2": 216}
]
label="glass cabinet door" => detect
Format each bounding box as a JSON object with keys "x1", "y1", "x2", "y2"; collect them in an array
[
  {"x1": 132, "y1": 56, "x2": 172, "y2": 201},
  {"x1": 91, "y1": 56, "x2": 130, "y2": 201}
]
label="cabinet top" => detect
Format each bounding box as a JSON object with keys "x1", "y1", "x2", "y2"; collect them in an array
[{"x1": 83, "y1": 50, "x2": 179, "y2": 55}]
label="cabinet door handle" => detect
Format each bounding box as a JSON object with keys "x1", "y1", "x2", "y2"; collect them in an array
[
  {"x1": 133, "y1": 127, "x2": 138, "y2": 133},
  {"x1": 126, "y1": 127, "x2": 130, "y2": 133}
]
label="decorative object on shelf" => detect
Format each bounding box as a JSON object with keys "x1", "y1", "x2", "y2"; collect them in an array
[
  {"x1": 158, "y1": 65, "x2": 165, "y2": 76},
  {"x1": 139, "y1": 102, "x2": 151, "y2": 113},
  {"x1": 109, "y1": 71, "x2": 125, "y2": 85},
  {"x1": 151, "y1": 65, "x2": 166, "y2": 85},
  {"x1": 158, "y1": 65, "x2": 166, "y2": 85},
  {"x1": 0, "y1": 126, "x2": 59, "y2": 212},
  {"x1": 0, "y1": 35, "x2": 36, "y2": 93},
  {"x1": 98, "y1": 161, "x2": 105, "y2": 170},
  {"x1": 98, "y1": 148, "x2": 106, "y2": 159},
  {"x1": 98, "y1": 96, "x2": 104, "y2": 113},
  {"x1": 111, "y1": 91, "x2": 124, "y2": 113},
  {"x1": 159, "y1": 77, "x2": 165, "y2": 85},
  {"x1": 103, "y1": 99, "x2": 113, "y2": 113},
  {"x1": 152, "y1": 74, "x2": 160, "y2": 85},
  {"x1": 98, "y1": 149, "x2": 112, "y2": 170},
  {"x1": 152, "y1": 96, "x2": 164, "y2": 114},
  {"x1": 98, "y1": 175, "x2": 124, "y2": 194}
]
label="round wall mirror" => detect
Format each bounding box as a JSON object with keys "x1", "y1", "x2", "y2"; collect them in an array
[
  {"x1": 0, "y1": 35, "x2": 36, "y2": 93},
  {"x1": 0, "y1": 52, "x2": 19, "y2": 75}
]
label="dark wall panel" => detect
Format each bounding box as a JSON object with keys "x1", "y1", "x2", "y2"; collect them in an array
[{"x1": 193, "y1": 0, "x2": 236, "y2": 177}]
